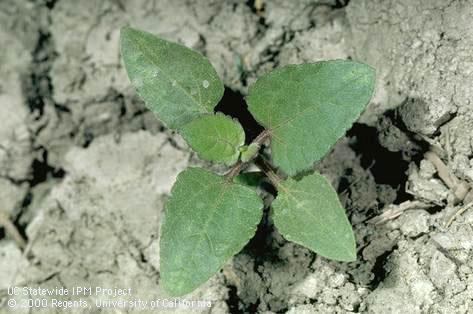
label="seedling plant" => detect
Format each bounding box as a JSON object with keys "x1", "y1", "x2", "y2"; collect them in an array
[{"x1": 120, "y1": 26, "x2": 375, "y2": 296}]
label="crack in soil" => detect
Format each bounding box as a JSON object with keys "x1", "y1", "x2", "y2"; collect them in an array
[
  {"x1": 369, "y1": 244, "x2": 398, "y2": 289},
  {"x1": 347, "y1": 109, "x2": 429, "y2": 205}
]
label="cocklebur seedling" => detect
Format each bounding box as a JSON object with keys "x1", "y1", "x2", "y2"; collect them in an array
[{"x1": 120, "y1": 26, "x2": 375, "y2": 296}]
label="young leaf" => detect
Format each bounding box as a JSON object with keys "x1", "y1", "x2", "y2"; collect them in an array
[
  {"x1": 247, "y1": 60, "x2": 375, "y2": 176},
  {"x1": 160, "y1": 167, "x2": 263, "y2": 296},
  {"x1": 120, "y1": 26, "x2": 224, "y2": 130},
  {"x1": 181, "y1": 114, "x2": 245, "y2": 166},
  {"x1": 272, "y1": 171, "x2": 356, "y2": 261},
  {"x1": 240, "y1": 143, "x2": 260, "y2": 163}
]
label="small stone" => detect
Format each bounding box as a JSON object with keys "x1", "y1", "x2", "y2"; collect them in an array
[
  {"x1": 328, "y1": 273, "x2": 346, "y2": 288},
  {"x1": 429, "y1": 250, "x2": 458, "y2": 289},
  {"x1": 399, "y1": 210, "x2": 429, "y2": 237},
  {"x1": 459, "y1": 264, "x2": 471, "y2": 275},
  {"x1": 419, "y1": 159, "x2": 436, "y2": 179}
]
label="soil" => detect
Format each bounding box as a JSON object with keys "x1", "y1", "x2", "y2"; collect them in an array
[{"x1": 1, "y1": 0, "x2": 472, "y2": 313}]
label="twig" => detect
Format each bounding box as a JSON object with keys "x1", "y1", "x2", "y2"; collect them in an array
[
  {"x1": 424, "y1": 151, "x2": 470, "y2": 202},
  {"x1": 424, "y1": 150, "x2": 473, "y2": 226},
  {"x1": 0, "y1": 210, "x2": 26, "y2": 249},
  {"x1": 445, "y1": 202, "x2": 473, "y2": 227},
  {"x1": 367, "y1": 200, "x2": 430, "y2": 225},
  {"x1": 254, "y1": 0, "x2": 265, "y2": 15}
]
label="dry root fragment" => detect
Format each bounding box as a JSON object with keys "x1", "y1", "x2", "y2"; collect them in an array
[
  {"x1": 424, "y1": 151, "x2": 473, "y2": 226},
  {"x1": 368, "y1": 150, "x2": 472, "y2": 226},
  {"x1": 0, "y1": 210, "x2": 26, "y2": 249},
  {"x1": 424, "y1": 151, "x2": 471, "y2": 203},
  {"x1": 368, "y1": 201, "x2": 430, "y2": 225},
  {"x1": 254, "y1": 0, "x2": 265, "y2": 15},
  {"x1": 445, "y1": 191, "x2": 473, "y2": 227}
]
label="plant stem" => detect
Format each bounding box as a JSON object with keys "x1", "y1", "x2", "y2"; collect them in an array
[
  {"x1": 253, "y1": 129, "x2": 271, "y2": 146},
  {"x1": 225, "y1": 161, "x2": 244, "y2": 181},
  {"x1": 225, "y1": 130, "x2": 271, "y2": 181},
  {"x1": 254, "y1": 156, "x2": 282, "y2": 187},
  {"x1": 0, "y1": 210, "x2": 26, "y2": 249}
]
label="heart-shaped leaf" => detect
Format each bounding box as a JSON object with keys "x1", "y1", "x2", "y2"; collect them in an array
[
  {"x1": 120, "y1": 26, "x2": 224, "y2": 130},
  {"x1": 181, "y1": 114, "x2": 245, "y2": 166},
  {"x1": 247, "y1": 60, "x2": 375, "y2": 176},
  {"x1": 160, "y1": 167, "x2": 263, "y2": 296},
  {"x1": 272, "y1": 171, "x2": 356, "y2": 261}
]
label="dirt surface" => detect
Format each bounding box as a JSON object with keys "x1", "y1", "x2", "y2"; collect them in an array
[{"x1": 1, "y1": 0, "x2": 472, "y2": 313}]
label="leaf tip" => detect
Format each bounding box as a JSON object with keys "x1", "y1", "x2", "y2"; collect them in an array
[
  {"x1": 314, "y1": 241, "x2": 357, "y2": 263},
  {"x1": 354, "y1": 61, "x2": 376, "y2": 91},
  {"x1": 327, "y1": 230, "x2": 357, "y2": 262},
  {"x1": 119, "y1": 25, "x2": 134, "y2": 41},
  {"x1": 119, "y1": 26, "x2": 138, "y2": 58},
  {"x1": 120, "y1": 25, "x2": 137, "y2": 35},
  {"x1": 340, "y1": 243, "x2": 357, "y2": 262}
]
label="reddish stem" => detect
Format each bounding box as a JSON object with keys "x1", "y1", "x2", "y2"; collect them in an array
[
  {"x1": 254, "y1": 156, "x2": 282, "y2": 187},
  {"x1": 225, "y1": 130, "x2": 271, "y2": 181}
]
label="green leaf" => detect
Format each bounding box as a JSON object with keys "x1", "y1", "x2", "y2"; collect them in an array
[
  {"x1": 120, "y1": 26, "x2": 224, "y2": 130},
  {"x1": 272, "y1": 171, "x2": 356, "y2": 261},
  {"x1": 240, "y1": 143, "x2": 260, "y2": 162},
  {"x1": 181, "y1": 114, "x2": 245, "y2": 166},
  {"x1": 160, "y1": 167, "x2": 263, "y2": 296},
  {"x1": 247, "y1": 60, "x2": 375, "y2": 176}
]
